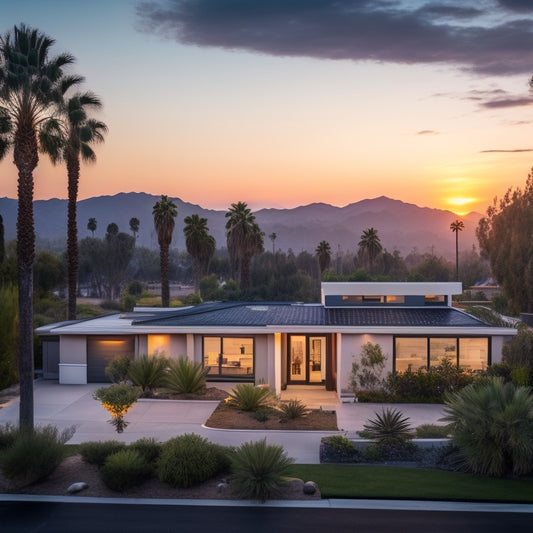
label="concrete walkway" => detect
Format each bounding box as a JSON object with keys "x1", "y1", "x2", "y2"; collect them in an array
[{"x1": 0, "y1": 380, "x2": 447, "y2": 464}]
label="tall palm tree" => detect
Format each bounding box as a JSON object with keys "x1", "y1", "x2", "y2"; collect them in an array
[
  {"x1": 225, "y1": 201, "x2": 264, "y2": 288},
  {"x1": 269, "y1": 232, "x2": 277, "y2": 254},
  {"x1": 153, "y1": 195, "x2": 177, "y2": 307},
  {"x1": 184, "y1": 214, "x2": 216, "y2": 292},
  {"x1": 315, "y1": 240, "x2": 332, "y2": 275},
  {"x1": 49, "y1": 92, "x2": 107, "y2": 320},
  {"x1": 450, "y1": 219, "x2": 464, "y2": 281},
  {"x1": 129, "y1": 217, "x2": 140, "y2": 238},
  {"x1": 358, "y1": 227, "x2": 383, "y2": 274},
  {"x1": 87, "y1": 217, "x2": 97, "y2": 236},
  {"x1": 0, "y1": 24, "x2": 81, "y2": 429}
]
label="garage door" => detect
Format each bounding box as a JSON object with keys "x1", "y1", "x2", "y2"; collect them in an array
[{"x1": 87, "y1": 336, "x2": 135, "y2": 382}]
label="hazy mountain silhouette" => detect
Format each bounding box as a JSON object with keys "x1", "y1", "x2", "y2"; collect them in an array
[{"x1": 0, "y1": 193, "x2": 481, "y2": 259}]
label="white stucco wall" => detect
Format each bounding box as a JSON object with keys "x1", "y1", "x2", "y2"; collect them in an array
[
  {"x1": 491, "y1": 336, "x2": 505, "y2": 364},
  {"x1": 59, "y1": 336, "x2": 87, "y2": 384}
]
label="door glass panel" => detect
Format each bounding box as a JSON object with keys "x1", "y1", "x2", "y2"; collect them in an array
[
  {"x1": 309, "y1": 337, "x2": 325, "y2": 383},
  {"x1": 290, "y1": 336, "x2": 306, "y2": 381},
  {"x1": 203, "y1": 337, "x2": 221, "y2": 375}
]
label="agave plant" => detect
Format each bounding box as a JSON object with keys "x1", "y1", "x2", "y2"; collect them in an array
[
  {"x1": 362, "y1": 408, "x2": 414, "y2": 445},
  {"x1": 164, "y1": 357, "x2": 209, "y2": 394},
  {"x1": 277, "y1": 398, "x2": 310, "y2": 421},
  {"x1": 226, "y1": 383, "x2": 275, "y2": 411},
  {"x1": 127, "y1": 353, "x2": 168, "y2": 393},
  {"x1": 442, "y1": 377, "x2": 533, "y2": 477}
]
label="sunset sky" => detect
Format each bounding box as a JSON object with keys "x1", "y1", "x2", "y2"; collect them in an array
[{"x1": 1, "y1": 0, "x2": 533, "y2": 215}]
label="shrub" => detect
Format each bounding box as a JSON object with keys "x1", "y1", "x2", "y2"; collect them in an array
[
  {"x1": 362, "y1": 441, "x2": 420, "y2": 462},
  {"x1": 320, "y1": 435, "x2": 360, "y2": 463},
  {"x1": 0, "y1": 425, "x2": 75, "y2": 487},
  {"x1": 415, "y1": 424, "x2": 452, "y2": 439},
  {"x1": 0, "y1": 423, "x2": 17, "y2": 450},
  {"x1": 93, "y1": 384, "x2": 141, "y2": 433},
  {"x1": 349, "y1": 342, "x2": 387, "y2": 394},
  {"x1": 226, "y1": 384, "x2": 275, "y2": 411},
  {"x1": 277, "y1": 399, "x2": 310, "y2": 421},
  {"x1": 105, "y1": 356, "x2": 131, "y2": 384},
  {"x1": 164, "y1": 357, "x2": 209, "y2": 394},
  {"x1": 157, "y1": 433, "x2": 225, "y2": 488},
  {"x1": 128, "y1": 353, "x2": 168, "y2": 393},
  {"x1": 362, "y1": 408, "x2": 414, "y2": 446},
  {"x1": 79, "y1": 440, "x2": 127, "y2": 466},
  {"x1": 100, "y1": 449, "x2": 152, "y2": 492},
  {"x1": 129, "y1": 437, "x2": 162, "y2": 464},
  {"x1": 230, "y1": 438, "x2": 294, "y2": 502},
  {"x1": 442, "y1": 377, "x2": 533, "y2": 477}
]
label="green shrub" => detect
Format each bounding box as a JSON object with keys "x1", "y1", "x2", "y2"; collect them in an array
[
  {"x1": 362, "y1": 408, "x2": 414, "y2": 446},
  {"x1": 277, "y1": 399, "x2": 310, "y2": 421},
  {"x1": 230, "y1": 438, "x2": 294, "y2": 502},
  {"x1": 100, "y1": 449, "x2": 152, "y2": 492},
  {"x1": 349, "y1": 342, "x2": 387, "y2": 394},
  {"x1": 226, "y1": 384, "x2": 275, "y2": 411},
  {"x1": 442, "y1": 377, "x2": 533, "y2": 477},
  {"x1": 157, "y1": 433, "x2": 224, "y2": 488},
  {"x1": 320, "y1": 435, "x2": 360, "y2": 463},
  {"x1": 510, "y1": 366, "x2": 531, "y2": 387},
  {"x1": 0, "y1": 425, "x2": 75, "y2": 487},
  {"x1": 0, "y1": 423, "x2": 17, "y2": 450},
  {"x1": 129, "y1": 437, "x2": 162, "y2": 464},
  {"x1": 253, "y1": 408, "x2": 271, "y2": 422},
  {"x1": 93, "y1": 384, "x2": 141, "y2": 433},
  {"x1": 105, "y1": 356, "x2": 131, "y2": 384},
  {"x1": 362, "y1": 441, "x2": 420, "y2": 462},
  {"x1": 128, "y1": 353, "x2": 168, "y2": 392},
  {"x1": 415, "y1": 424, "x2": 452, "y2": 439},
  {"x1": 164, "y1": 357, "x2": 209, "y2": 394},
  {"x1": 79, "y1": 440, "x2": 127, "y2": 466}
]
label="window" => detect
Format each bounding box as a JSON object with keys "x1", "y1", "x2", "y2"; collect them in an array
[
  {"x1": 459, "y1": 338, "x2": 488, "y2": 371},
  {"x1": 395, "y1": 338, "x2": 427, "y2": 372},
  {"x1": 203, "y1": 337, "x2": 254, "y2": 378},
  {"x1": 429, "y1": 338, "x2": 457, "y2": 368}
]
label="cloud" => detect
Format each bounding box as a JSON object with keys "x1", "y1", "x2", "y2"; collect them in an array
[
  {"x1": 496, "y1": 0, "x2": 533, "y2": 13},
  {"x1": 417, "y1": 130, "x2": 439, "y2": 135},
  {"x1": 480, "y1": 148, "x2": 533, "y2": 152},
  {"x1": 136, "y1": 0, "x2": 533, "y2": 75},
  {"x1": 481, "y1": 97, "x2": 533, "y2": 108}
]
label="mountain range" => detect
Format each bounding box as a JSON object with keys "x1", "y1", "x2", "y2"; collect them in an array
[{"x1": 0, "y1": 193, "x2": 483, "y2": 260}]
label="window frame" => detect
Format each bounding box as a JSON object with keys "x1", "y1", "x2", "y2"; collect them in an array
[{"x1": 202, "y1": 335, "x2": 255, "y2": 381}]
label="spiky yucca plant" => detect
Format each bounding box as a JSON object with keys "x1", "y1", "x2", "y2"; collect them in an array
[
  {"x1": 277, "y1": 398, "x2": 310, "y2": 421},
  {"x1": 226, "y1": 383, "x2": 275, "y2": 411},
  {"x1": 164, "y1": 357, "x2": 209, "y2": 394},
  {"x1": 127, "y1": 353, "x2": 168, "y2": 393},
  {"x1": 442, "y1": 377, "x2": 533, "y2": 477},
  {"x1": 362, "y1": 408, "x2": 414, "y2": 445},
  {"x1": 230, "y1": 438, "x2": 294, "y2": 502}
]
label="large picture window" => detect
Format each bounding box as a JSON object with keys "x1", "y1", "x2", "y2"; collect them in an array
[
  {"x1": 394, "y1": 336, "x2": 489, "y2": 372},
  {"x1": 203, "y1": 337, "x2": 254, "y2": 379}
]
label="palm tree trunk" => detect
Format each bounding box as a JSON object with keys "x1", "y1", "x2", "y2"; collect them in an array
[
  {"x1": 160, "y1": 244, "x2": 170, "y2": 307},
  {"x1": 455, "y1": 231, "x2": 459, "y2": 282},
  {"x1": 14, "y1": 123, "x2": 38, "y2": 432},
  {"x1": 67, "y1": 154, "x2": 80, "y2": 320}
]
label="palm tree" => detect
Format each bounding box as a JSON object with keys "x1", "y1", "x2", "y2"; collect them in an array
[
  {"x1": 0, "y1": 24, "x2": 81, "y2": 430},
  {"x1": 315, "y1": 240, "x2": 332, "y2": 275},
  {"x1": 184, "y1": 214, "x2": 216, "y2": 292},
  {"x1": 87, "y1": 217, "x2": 97, "y2": 236},
  {"x1": 48, "y1": 92, "x2": 107, "y2": 320},
  {"x1": 153, "y1": 195, "x2": 177, "y2": 307},
  {"x1": 129, "y1": 217, "x2": 140, "y2": 238},
  {"x1": 358, "y1": 227, "x2": 383, "y2": 274},
  {"x1": 225, "y1": 201, "x2": 264, "y2": 288},
  {"x1": 450, "y1": 219, "x2": 464, "y2": 281},
  {"x1": 269, "y1": 232, "x2": 277, "y2": 254}
]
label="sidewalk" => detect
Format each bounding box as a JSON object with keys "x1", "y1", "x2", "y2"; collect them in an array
[{"x1": 0, "y1": 380, "x2": 447, "y2": 464}]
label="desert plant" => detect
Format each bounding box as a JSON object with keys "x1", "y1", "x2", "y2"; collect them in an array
[
  {"x1": 442, "y1": 377, "x2": 533, "y2": 476},
  {"x1": 362, "y1": 408, "x2": 414, "y2": 446},
  {"x1": 349, "y1": 342, "x2": 387, "y2": 394},
  {"x1": 129, "y1": 437, "x2": 162, "y2": 464},
  {"x1": 230, "y1": 438, "x2": 294, "y2": 502},
  {"x1": 100, "y1": 449, "x2": 152, "y2": 492},
  {"x1": 226, "y1": 383, "x2": 275, "y2": 411},
  {"x1": 164, "y1": 357, "x2": 209, "y2": 394},
  {"x1": 277, "y1": 399, "x2": 310, "y2": 421},
  {"x1": 320, "y1": 435, "x2": 359, "y2": 463},
  {"x1": 415, "y1": 424, "x2": 452, "y2": 439},
  {"x1": 127, "y1": 353, "x2": 168, "y2": 393},
  {"x1": 157, "y1": 433, "x2": 226, "y2": 488},
  {"x1": 78, "y1": 440, "x2": 127, "y2": 466},
  {"x1": 104, "y1": 356, "x2": 131, "y2": 383},
  {"x1": 0, "y1": 425, "x2": 75, "y2": 487},
  {"x1": 93, "y1": 384, "x2": 141, "y2": 433}
]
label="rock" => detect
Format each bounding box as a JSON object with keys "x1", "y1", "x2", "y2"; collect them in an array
[
  {"x1": 217, "y1": 480, "x2": 229, "y2": 493},
  {"x1": 67, "y1": 482, "x2": 89, "y2": 494},
  {"x1": 303, "y1": 481, "x2": 318, "y2": 495}
]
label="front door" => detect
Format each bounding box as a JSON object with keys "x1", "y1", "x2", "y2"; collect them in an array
[{"x1": 288, "y1": 335, "x2": 326, "y2": 384}]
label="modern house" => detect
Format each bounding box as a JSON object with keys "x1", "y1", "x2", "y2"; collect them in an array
[{"x1": 38, "y1": 282, "x2": 516, "y2": 399}]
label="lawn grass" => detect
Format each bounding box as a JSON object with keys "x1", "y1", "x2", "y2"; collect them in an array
[{"x1": 288, "y1": 464, "x2": 533, "y2": 503}]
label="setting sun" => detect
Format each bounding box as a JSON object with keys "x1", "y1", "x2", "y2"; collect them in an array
[{"x1": 446, "y1": 197, "x2": 478, "y2": 215}]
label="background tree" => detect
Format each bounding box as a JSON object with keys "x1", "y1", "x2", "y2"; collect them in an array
[
  {"x1": 225, "y1": 201, "x2": 264, "y2": 288},
  {"x1": 153, "y1": 195, "x2": 177, "y2": 307},
  {"x1": 358, "y1": 227, "x2": 383, "y2": 274},
  {"x1": 103, "y1": 225, "x2": 135, "y2": 300},
  {"x1": 129, "y1": 217, "x2": 140, "y2": 238},
  {"x1": 450, "y1": 219, "x2": 464, "y2": 282},
  {"x1": 87, "y1": 217, "x2": 97, "y2": 236},
  {"x1": 269, "y1": 232, "x2": 277, "y2": 254},
  {"x1": 315, "y1": 240, "x2": 332, "y2": 275},
  {"x1": 0, "y1": 214, "x2": 4, "y2": 265},
  {"x1": 477, "y1": 171, "x2": 533, "y2": 313},
  {"x1": 0, "y1": 24, "x2": 80, "y2": 429},
  {"x1": 184, "y1": 214, "x2": 215, "y2": 292},
  {"x1": 0, "y1": 284, "x2": 18, "y2": 390}
]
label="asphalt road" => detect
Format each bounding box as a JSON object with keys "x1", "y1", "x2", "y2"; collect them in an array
[{"x1": 1, "y1": 501, "x2": 532, "y2": 533}]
